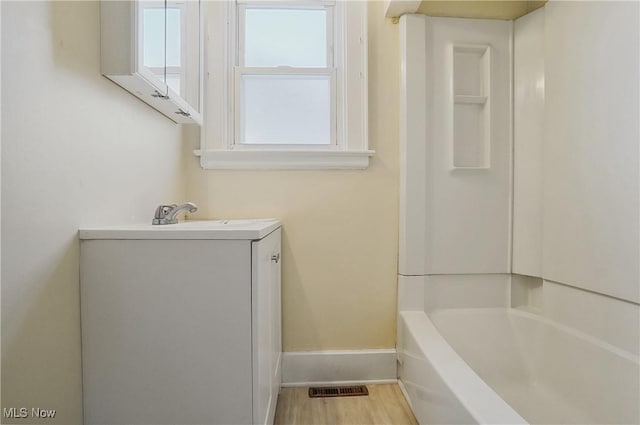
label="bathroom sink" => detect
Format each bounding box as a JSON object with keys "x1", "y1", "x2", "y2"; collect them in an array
[{"x1": 79, "y1": 219, "x2": 280, "y2": 240}]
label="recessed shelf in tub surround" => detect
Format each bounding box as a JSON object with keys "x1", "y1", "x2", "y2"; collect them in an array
[
  {"x1": 452, "y1": 44, "x2": 491, "y2": 170},
  {"x1": 511, "y1": 274, "x2": 544, "y2": 313}
]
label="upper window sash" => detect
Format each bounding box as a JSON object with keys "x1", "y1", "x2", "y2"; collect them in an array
[{"x1": 236, "y1": 1, "x2": 335, "y2": 69}]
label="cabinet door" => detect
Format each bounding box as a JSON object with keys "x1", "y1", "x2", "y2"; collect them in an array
[
  {"x1": 81, "y1": 239, "x2": 254, "y2": 425},
  {"x1": 137, "y1": 0, "x2": 168, "y2": 92},
  {"x1": 270, "y1": 231, "x2": 282, "y2": 407},
  {"x1": 137, "y1": 0, "x2": 202, "y2": 115},
  {"x1": 251, "y1": 228, "x2": 282, "y2": 425}
]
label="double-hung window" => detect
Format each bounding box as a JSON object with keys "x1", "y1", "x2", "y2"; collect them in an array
[
  {"x1": 237, "y1": 3, "x2": 334, "y2": 146},
  {"x1": 198, "y1": 0, "x2": 372, "y2": 169}
]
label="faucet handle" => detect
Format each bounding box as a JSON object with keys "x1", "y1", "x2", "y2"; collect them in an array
[
  {"x1": 154, "y1": 204, "x2": 177, "y2": 220},
  {"x1": 152, "y1": 202, "x2": 198, "y2": 225}
]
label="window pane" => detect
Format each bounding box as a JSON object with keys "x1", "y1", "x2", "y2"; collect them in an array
[
  {"x1": 244, "y1": 8, "x2": 327, "y2": 67},
  {"x1": 239, "y1": 74, "x2": 331, "y2": 145}
]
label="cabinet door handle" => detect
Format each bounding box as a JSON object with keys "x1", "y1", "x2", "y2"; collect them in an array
[{"x1": 271, "y1": 253, "x2": 280, "y2": 263}]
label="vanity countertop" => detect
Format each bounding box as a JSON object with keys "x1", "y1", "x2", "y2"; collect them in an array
[{"x1": 79, "y1": 219, "x2": 281, "y2": 240}]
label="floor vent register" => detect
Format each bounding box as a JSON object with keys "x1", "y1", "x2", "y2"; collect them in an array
[{"x1": 308, "y1": 385, "x2": 369, "y2": 398}]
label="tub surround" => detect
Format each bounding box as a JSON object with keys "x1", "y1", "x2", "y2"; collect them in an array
[
  {"x1": 513, "y1": 2, "x2": 639, "y2": 304},
  {"x1": 399, "y1": 0, "x2": 639, "y2": 351},
  {"x1": 512, "y1": 7, "x2": 543, "y2": 278},
  {"x1": 398, "y1": 275, "x2": 639, "y2": 358},
  {"x1": 539, "y1": 1, "x2": 639, "y2": 303},
  {"x1": 399, "y1": 1, "x2": 639, "y2": 423},
  {"x1": 513, "y1": 276, "x2": 640, "y2": 357},
  {"x1": 399, "y1": 14, "x2": 513, "y2": 276},
  {"x1": 400, "y1": 1, "x2": 639, "y2": 308}
]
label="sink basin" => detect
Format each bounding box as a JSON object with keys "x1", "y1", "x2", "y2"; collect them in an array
[{"x1": 79, "y1": 219, "x2": 281, "y2": 240}]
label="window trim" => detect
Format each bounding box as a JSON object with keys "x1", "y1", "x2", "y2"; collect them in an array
[{"x1": 196, "y1": 0, "x2": 373, "y2": 170}]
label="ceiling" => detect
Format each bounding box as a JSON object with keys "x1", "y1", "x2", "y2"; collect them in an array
[{"x1": 417, "y1": 0, "x2": 547, "y2": 20}]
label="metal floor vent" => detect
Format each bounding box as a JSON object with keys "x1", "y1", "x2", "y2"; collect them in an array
[{"x1": 308, "y1": 385, "x2": 369, "y2": 398}]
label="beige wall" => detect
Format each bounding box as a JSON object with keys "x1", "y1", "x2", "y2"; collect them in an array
[
  {"x1": 186, "y1": 1, "x2": 400, "y2": 351},
  {"x1": 1, "y1": 2, "x2": 186, "y2": 423}
]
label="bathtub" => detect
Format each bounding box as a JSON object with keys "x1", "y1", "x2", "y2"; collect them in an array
[{"x1": 398, "y1": 308, "x2": 640, "y2": 424}]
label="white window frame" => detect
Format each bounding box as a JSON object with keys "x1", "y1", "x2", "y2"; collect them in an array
[{"x1": 196, "y1": 0, "x2": 373, "y2": 170}]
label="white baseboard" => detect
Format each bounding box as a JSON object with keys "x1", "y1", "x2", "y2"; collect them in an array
[
  {"x1": 281, "y1": 379, "x2": 398, "y2": 388},
  {"x1": 281, "y1": 349, "x2": 398, "y2": 387}
]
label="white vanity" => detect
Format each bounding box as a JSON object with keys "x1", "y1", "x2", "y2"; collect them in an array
[{"x1": 79, "y1": 220, "x2": 282, "y2": 425}]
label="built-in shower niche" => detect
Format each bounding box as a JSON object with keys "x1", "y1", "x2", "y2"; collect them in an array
[
  {"x1": 453, "y1": 45, "x2": 490, "y2": 169},
  {"x1": 511, "y1": 274, "x2": 543, "y2": 313}
]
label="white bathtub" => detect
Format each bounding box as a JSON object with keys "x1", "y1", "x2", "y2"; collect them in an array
[{"x1": 398, "y1": 308, "x2": 640, "y2": 424}]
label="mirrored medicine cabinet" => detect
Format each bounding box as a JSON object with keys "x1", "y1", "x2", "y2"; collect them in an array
[{"x1": 101, "y1": 0, "x2": 202, "y2": 124}]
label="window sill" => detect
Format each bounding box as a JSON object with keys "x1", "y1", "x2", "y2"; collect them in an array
[{"x1": 194, "y1": 149, "x2": 375, "y2": 170}]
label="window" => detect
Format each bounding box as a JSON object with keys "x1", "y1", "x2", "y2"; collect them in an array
[
  {"x1": 237, "y1": 4, "x2": 333, "y2": 146},
  {"x1": 197, "y1": 0, "x2": 372, "y2": 169}
]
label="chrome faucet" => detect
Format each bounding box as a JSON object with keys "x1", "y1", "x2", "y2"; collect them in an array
[{"x1": 152, "y1": 202, "x2": 198, "y2": 225}]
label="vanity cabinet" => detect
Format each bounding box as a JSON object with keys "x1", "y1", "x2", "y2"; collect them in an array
[
  {"x1": 100, "y1": 0, "x2": 202, "y2": 124},
  {"x1": 80, "y1": 222, "x2": 281, "y2": 425}
]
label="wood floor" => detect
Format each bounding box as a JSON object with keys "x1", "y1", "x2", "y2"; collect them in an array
[{"x1": 274, "y1": 384, "x2": 419, "y2": 425}]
